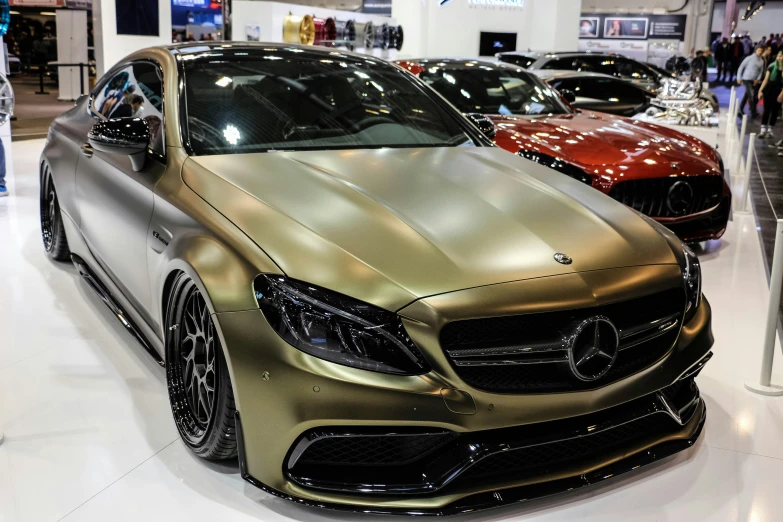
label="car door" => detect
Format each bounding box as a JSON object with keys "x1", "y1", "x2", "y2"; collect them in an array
[{"x1": 76, "y1": 60, "x2": 167, "y2": 318}]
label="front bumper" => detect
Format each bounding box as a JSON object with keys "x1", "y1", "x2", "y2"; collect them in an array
[{"x1": 215, "y1": 270, "x2": 713, "y2": 513}]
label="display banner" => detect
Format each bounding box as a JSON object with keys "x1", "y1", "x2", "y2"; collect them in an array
[
  {"x1": 362, "y1": 0, "x2": 391, "y2": 15},
  {"x1": 65, "y1": 0, "x2": 91, "y2": 8},
  {"x1": 172, "y1": 0, "x2": 210, "y2": 6},
  {"x1": 10, "y1": 0, "x2": 64, "y2": 6},
  {"x1": 579, "y1": 14, "x2": 686, "y2": 41},
  {"x1": 578, "y1": 38, "x2": 650, "y2": 62}
]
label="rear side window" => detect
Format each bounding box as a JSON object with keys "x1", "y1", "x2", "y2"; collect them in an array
[
  {"x1": 91, "y1": 62, "x2": 165, "y2": 155},
  {"x1": 615, "y1": 58, "x2": 653, "y2": 81},
  {"x1": 579, "y1": 77, "x2": 645, "y2": 104},
  {"x1": 497, "y1": 55, "x2": 536, "y2": 68},
  {"x1": 541, "y1": 57, "x2": 576, "y2": 70}
]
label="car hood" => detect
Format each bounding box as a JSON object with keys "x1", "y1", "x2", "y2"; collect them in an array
[
  {"x1": 184, "y1": 147, "x2": 677, "y2": 310},
  {"x1": 490, "y1": 111, "x2": 720, "y2": 173}
]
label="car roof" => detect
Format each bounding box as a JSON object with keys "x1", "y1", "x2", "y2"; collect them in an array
[
  {"x1": 497, "y1": 51, "x2": 611, "y2": 59},
  {"x1": 531, "y1": 69, "x2": 619, "y2": 80},
  {"x1": 165, "y1": 41, "x2": 377, "y2": 63},
  {"x1": 397, "y1": 57, "x2": 528, "y2": 72}
]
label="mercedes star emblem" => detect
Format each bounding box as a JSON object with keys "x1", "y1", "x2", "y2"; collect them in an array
[
  {"x1": 670, "y1": 162, "x2": 679, "y2": 170},
  {"x1": 554, "y1": 253, "x2": 572, "y2": 265},
  {"x1": 666, "y1": 180, "x2": 694, "y2": 216},
  {"x1": 567, "y1": 316, "x2": 620, "y2": 381}
]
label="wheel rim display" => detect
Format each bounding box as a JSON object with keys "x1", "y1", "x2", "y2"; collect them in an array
[
  {"x1": 356, "y1": 21, "x2": 374, "y2": 49},
  {"x1": 313, "y1": 16, "x2": 337, "y2": 46},
  {"x1": 391, "y1": 25, "x2": 404, "y2": 51},
  {"x1": 335, "y1": 19, "x2": 356, "y2": 49},
  {"x1": 282, "y1": 14, "x2": 316, "y2": 45},
  {"x1": 373, "y1": 23, "x2": 390, "y2": 49}
]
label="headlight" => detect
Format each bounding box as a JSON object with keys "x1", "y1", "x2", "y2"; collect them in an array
[
  {"x1": 682, "y1": 245, "x2": 702, "y2": 323},
  {"x1": 254, "y1": 275, "x2": 430, "y2": 375}
]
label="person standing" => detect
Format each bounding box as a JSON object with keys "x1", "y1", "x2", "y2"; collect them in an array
[
  {"x1": 759, "y1": 51, "x2": 783, "y2": 138},
  {"x1": 716, "y1": 37, "x2": 731, "y2": 82},
  {"x1": 0, "y1": 138, "x2": 6, "y2": 197},
  {"x1": 731, "y1": 37, "x2": 744, "y2": 81},
  {"x1": 737, "y1": 46, "x2": 766, "y2": 117}
]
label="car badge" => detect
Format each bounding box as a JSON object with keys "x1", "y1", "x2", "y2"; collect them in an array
[
  {"x1": 670, "y1": 162, "x2": 679, "y2": 170},
  {"x1": 666, "y1": 180, "x2": 694, "y2": 216},
  {"x1": 567, "y1": 316, "x2": 620, "y2": 381},
  {"x1": 554, "y1": 253, "x2": 572, "y2": 265}
]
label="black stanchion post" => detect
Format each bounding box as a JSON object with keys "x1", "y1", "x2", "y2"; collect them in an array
[
  {"x1": 35, "y1": 65, "x2": 49, "y2": 95},
  {"x1": 79, "y1": 64, "x2": 85, "y2": 96}
]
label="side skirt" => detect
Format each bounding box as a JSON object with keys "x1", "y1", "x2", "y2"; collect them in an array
[{"x1": 71, "y1": 253, "x2": 164, "y2": 367}]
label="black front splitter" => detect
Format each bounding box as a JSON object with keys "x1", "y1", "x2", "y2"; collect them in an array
[{"x1": 235, "y1": 403, "x2": 706, "y2": 517}]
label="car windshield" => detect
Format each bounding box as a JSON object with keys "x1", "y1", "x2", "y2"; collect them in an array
[
  {"x1": 181, "y1": 49, "x2": 478, "y2": 155},
  {"x1": 418, "y1": 66, "x2": 570, "y2": 116}
]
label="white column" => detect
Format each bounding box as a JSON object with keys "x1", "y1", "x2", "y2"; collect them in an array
[
  {"x1": 93, "y1": 0, "x2": 172, "y2": 77},
  {"x1": 56, "y1": 10, "x2": 89, "y2": 101},
  {"x1": 528, "y1": 0, "x2": 581, "y2": 52}
]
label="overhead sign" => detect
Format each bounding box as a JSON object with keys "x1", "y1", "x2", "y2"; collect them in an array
[
  {"x1": 65, "y1": 0, "x2": 91, "y2": 8},
  {"x1": 579, "y1": 14, "x2": 686, "y2": 41},
  {"x1": 10, "y1": 0, "x2": 64, "y2": 5}
]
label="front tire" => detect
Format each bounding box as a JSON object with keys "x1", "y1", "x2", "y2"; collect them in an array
[
  {"x1": 165, "y1": 274, "x2": 237, "y2": 460},
  {"x1": 40, "y1": 162, "x2": 70, "y2": 261}
]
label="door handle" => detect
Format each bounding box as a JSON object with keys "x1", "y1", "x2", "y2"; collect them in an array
[{"x1": 81, "y1": 142, "x2": 93, "y2": 157}]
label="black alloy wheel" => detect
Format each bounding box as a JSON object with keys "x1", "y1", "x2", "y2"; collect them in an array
[
  {"x1": 166, "y1": 274, "x2": 237, "y2": 459},
  {"x1": 39, "y1": 162, "x2": 70, "y2": 261}
]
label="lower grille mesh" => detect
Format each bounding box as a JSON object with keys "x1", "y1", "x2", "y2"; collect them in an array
[{"x1": 298, "y1": 432, "x2": 456, "y2": 466}]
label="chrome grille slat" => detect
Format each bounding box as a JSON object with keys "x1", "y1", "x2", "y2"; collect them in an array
[
  {"x1": 608, "y1": 176, "x2": 723, "y2": 218},
  {"x1": 439, "y1": 289, "x2": 685, "y2": 392}
]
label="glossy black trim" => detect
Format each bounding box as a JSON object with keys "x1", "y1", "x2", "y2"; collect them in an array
[
  {"x1": 240, "y1": 403, "x2": 706, "y2": 516},
  {"x1": 284, "y1": 387, "x2": 701, "y2": 495},
  {"x1": 517, "y1": 150, "x2": 592, "y2": 185},
  {"x1": 71, "y1": 254, "x2": 164, "y2": 366}
]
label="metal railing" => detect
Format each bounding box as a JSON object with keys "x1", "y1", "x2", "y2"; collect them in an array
[{"x1": 34, "y1": 62, "x2": 90, "y2": 97}]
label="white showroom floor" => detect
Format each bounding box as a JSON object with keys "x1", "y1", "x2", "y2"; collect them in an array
[{"x1": 2, "y1": 138, "x2": 783, "y2": 522}]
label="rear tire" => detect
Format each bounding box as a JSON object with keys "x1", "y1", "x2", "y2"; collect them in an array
[
  {"x1": 40, "y1": 162, "x2": 70, "y2": 262},
  {"x1": 165, "y1": 273, "x2": 237, "y2": 460}
]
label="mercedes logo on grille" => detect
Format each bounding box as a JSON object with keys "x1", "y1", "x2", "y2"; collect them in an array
[
  {"x1": 666, "y1": 180, "x2": 694, "y2": 216},
  {"x1": 567, "y1": 316, "x2": 620, "y2": 381}
]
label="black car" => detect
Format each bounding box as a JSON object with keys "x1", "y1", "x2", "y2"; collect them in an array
[{"x1": 533, "y1": 70, "x2": 653, "y2": 117}]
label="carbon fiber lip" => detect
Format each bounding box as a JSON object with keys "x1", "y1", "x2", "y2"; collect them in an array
[{"x1": 235, "y1": 400, "x2": 706, "y2": 517}]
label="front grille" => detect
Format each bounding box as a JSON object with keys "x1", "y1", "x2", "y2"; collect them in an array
[
  {"x1": 297, "y1": 432, "x2": 456, "y2": 466},
  {"x1": 608, "y1": 176, "x2": 723, "y2": 218},
  {"x1": 440, "y1": 288, "x2": 684, "y2": 393},
  {"x1": 286, "y1": 377, "x2": 703, "y2": 495}
]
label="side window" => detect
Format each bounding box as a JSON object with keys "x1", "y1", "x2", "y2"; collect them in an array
[
  {"x1": 498, "y1": 55, "x2": 536, "y2": 68},
  {"x1": 549, "y1": 78, "x2": 580, "y2": 93},
  {"x1": 572, "y1": 56, "x2": 602, "y2": 73},
  {"x1": 616, "y1": 58, "x2": 652, "y2": 81},
  {"x1": 91, "y1": 62, "x2": 165, "y2": 156},
  {"x1": 541, "y1": 57, "x2": 576, "y2": 70},
  {"x1": 581, "y1": 78, "x2": 644, "y2": 103}
]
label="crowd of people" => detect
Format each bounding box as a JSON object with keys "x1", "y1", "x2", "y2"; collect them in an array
[{"x1": 710, "y1": 33, "x2": 783, "y2": 154}]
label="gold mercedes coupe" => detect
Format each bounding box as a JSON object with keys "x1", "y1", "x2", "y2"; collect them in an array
[{"x1": 40, "y1": 42, "x2": 713, "y2": 515}]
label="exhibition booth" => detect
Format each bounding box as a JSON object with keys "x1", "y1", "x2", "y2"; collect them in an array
[{"x1": 1, "y1": 0, "x2": 783, "y2": 520}]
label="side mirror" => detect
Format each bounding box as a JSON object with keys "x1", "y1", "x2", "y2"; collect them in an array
[
  {"x1": 558, "y1": 89, "x2": 576, "y2": 104},
  {"x1": 464, "y1": 113, "x2": 496, "y2": 140},
  {"x1": 88, "y1": 118, "x2": 150, "y2": 172}
]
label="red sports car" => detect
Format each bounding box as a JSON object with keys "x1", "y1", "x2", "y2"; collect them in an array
[{"x1": 396, "y1": 58, "x2": 730, "y2": 242}]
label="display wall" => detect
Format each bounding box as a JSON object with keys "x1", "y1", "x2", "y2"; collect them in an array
[
  {"x1": 93, "y1": 0, "x2": 172, "y2": 76},
  {"x1": 392, "y1": 0, "x2": 534, "y2": 58},
  {"x1": 232, "y1": 1, "x2": 398, "y2": 59}
]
